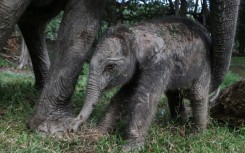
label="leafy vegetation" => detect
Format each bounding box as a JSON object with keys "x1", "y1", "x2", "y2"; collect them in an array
[
  {"x1": 0, "y1": 57, "x2": 244, "y2": 152},
  {"x1": 0, "y1": 57, "x2": 16, "y2": 67},
  {"x1": 45, "y1": 12, "x2": 63, "y2": 41},
  {"x1": 221, "y1": 71, "x2": 241, "y2": 89}
]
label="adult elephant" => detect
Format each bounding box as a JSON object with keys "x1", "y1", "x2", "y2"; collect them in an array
[
  {"x1": 0, "y1": 0, "x2": 241, "y2": 134},
  {"x1": 0, "y1": 0, "x2": 68, "y2": 89},
  {"x1": 0, "y1": 0, "x2": 105, "y2": 133}
]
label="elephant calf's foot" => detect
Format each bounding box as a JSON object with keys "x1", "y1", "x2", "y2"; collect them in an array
[
  {"x1": 122, "y1": 140, "x2": 145, "y2": 152},
  {"x1": 68, "y1": 117, "x2": 86, "y2": 133},
  {"x1": 28, "y1": 112, "x2": 75, "y2": 135}
]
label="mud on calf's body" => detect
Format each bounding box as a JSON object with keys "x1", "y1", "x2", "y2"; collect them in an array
[{"x1": 69, "y1": 17, "x2": 214, "y2": 150}]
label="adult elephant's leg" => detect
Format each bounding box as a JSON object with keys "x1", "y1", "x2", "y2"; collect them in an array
[
  {"x1": 28, "y1": 0, "x2": 105, "y2": 134},
  {"x1": 18, "y1": 21, "x2": 50, "y2": 89},
  {"x1": 18, "y1": 0, "x2": 66, "y2": 89},
  {"x1": 0, "y1": 0, "x2": 31, "y2": 50}
]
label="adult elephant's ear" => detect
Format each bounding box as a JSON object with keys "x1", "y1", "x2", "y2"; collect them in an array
[{"x1": 133, "y1": 30, "x2": 165, "y2": 66}]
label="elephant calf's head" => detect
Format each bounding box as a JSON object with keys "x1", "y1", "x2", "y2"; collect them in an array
[{"x1": 89, "y1": 27, "x2": 136, "y2": 91}]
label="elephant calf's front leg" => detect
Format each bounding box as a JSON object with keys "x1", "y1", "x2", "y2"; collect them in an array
[
  {"x1": 123, "y1": 80, "x2": 163, "y2": 151},
  {"x1": 97, "y1": 83, "x2": 134, "y2": 134}
]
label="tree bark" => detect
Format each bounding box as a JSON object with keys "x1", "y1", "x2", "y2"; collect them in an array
[
  {"x1": 180, "y1": 0, "x2": 187, "y2": 16},
  {"x1": 168, "y1": 0, "x2": 175, "y2": 15},
  {"x1": 175, "y1": 0, "x2": 180, "y2": 16},
  {"x1": 194, "y1": 0, "x2": 199, "y2": 14},
  {"x1": 201, "y1": 0, "x2": 208, "y2": 26}
]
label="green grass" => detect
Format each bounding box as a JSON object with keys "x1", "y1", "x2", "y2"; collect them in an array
[
  {"x1": 221, "y1": 71, "x2": 241, "y2": 89},
  {"x1": 0, "y1": 58, "x2": 245, "y2": 152},
  {"x1": 230, "y1": 56, "x2": 245, "y2": 77},
  {"x1": 0, "y1": 57, "x2": 16, "y2": 67}
]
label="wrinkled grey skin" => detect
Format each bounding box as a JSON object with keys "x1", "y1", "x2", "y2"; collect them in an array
[
  {"x1": 0, "y1": 0, "x2": 240, "y2": 136},
  {"x1": 18, "y1": 0, "x2": 68, "y2": 89},
  {"x1": 0, "y1": 0, "x2": 68, "y2": 89},
  {"x1": 74, "y1": 13, "x2": 240, "y2": 150},
  {"x1": 0, "y1": 0, "x2": 104, "y2": 134},
  {"x1": 27, "y1": 0, "x2": 105, "y2": 134},
  {"x1": 70, "y1": 18, "x2": 212, "y2": 150}
]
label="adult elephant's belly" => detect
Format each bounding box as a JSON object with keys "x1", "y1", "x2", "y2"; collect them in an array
[
  {"x1": 30, "y1": 0, "x2": 59, "y2": 8},
  {"x1": 20, "y1": 0, "x2": 67, "y2": 22}
]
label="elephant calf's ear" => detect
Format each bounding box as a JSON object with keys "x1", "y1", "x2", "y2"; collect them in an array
[
  {"x1": 108, "y1": 26, "x2": 135, "y2": 56},
  {"x1": 133, "y1": 30, "x2": 165, "y2": 65}
]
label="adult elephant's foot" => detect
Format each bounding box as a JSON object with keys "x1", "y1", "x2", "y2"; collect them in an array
[{"x1": 28, "y1": 108, "x2": 75, "y2": 135}]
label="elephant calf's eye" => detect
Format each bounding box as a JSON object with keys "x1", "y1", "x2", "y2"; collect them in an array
[{"x1": 105, "y1": 64, "x2": 117, "y2": 72}]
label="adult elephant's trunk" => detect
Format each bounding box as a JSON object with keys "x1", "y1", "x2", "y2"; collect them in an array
[{"x1": 210, "y1": 0, "x2": 240, "y2": 90}]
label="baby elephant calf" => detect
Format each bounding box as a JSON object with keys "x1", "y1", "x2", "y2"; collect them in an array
[{"x1": 70, "y1": 17, "x2": 212, "y2": 151}]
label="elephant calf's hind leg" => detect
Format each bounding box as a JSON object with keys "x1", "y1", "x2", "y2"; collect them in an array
[{"x1": 189, "y1": 79, "x2": 210, "y2": 130}]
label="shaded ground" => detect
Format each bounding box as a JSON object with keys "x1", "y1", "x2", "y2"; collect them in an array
[
  {"x1": 211, "y1": 80, "x2": 245, "y2": 127},
  {"x1": 230, "y1": 56, "x2": 245, "y2": 78}
]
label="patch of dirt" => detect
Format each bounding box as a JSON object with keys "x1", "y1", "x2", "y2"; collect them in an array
[{"x1": 210, "y1": 80, "x2": 245, "y2": 127}]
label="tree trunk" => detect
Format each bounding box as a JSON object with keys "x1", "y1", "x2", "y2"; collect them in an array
[
  {"x1": 201, "y1": 0, "x2": 208, "y2": 26},
  {"x1": 180, "y1": 0, "x2": 187, "y2": 16},
  {"x1": 17, "y1": 35, "x2": 31, "y2": 69},
  {"x1": 168, "y1": 0, "x2": 175, "y2": 15},
  {"x1": 210, "y1": 80, "x2": 245, "y2": 127},
  {"x1": 194, "y1": 0, "x2": 199, "y2": 14},
  {"x1": 175, "y1": 0, "x2": 180, "y2": 16}
]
